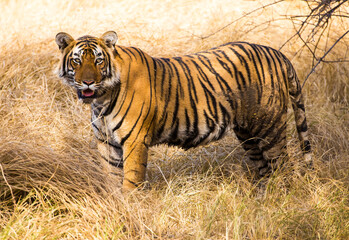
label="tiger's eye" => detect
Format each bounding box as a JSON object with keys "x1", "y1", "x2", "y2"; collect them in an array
[
  {"x1": 73, "y1": 58, "x2": 81, "y2": 64},
  {"x1": 95, "y1": 58, "x2": 104, "y2": 65}
]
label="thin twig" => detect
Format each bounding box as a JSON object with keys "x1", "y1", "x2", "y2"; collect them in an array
[
  {"x1": 198, "y1": 0, "x2": 285, "y2": 39},
  {"x1": 280, "y1": 0, "x2": 349, "y2": 86},
  {"x1": 302, "y1": 29, "x2": 349, "y2": 88}
]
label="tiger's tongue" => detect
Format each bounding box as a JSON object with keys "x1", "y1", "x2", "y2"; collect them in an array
[{"x1": 82, "y1": 89, "x2": 94, "y2": 97}]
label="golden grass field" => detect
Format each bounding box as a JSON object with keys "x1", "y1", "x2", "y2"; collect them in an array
[{"x1": 0, "y1": 0, "x2": 348, "y2": 239}]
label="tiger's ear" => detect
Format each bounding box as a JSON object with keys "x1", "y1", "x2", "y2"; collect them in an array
[
  {"x1": 101, "y1": 31, "x2": 118, "y2": 48},
  {"x1": 55, "y1": 32, "x2": 74, "y2": 52}
]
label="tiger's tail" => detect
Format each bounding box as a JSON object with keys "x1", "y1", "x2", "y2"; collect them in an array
[{"x1": 286, "y1": 59, "x2": 312, "y2": 164}]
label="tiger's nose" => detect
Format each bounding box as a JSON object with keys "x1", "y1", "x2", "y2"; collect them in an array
[{"x1": 83, "y1": 80, "x2": 95, "y2": 86}]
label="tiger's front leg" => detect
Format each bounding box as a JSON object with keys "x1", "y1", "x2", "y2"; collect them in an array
[
  {"x1": 122, "y1": 141, "x2": 149, "y2": 191},
  {"x1": 97, "y1": 140, "x2": 124, "y2": 182}
]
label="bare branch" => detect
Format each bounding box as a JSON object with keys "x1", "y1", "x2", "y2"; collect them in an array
[
  {"x1": 302, "y1": 29, "x2": 349, "y2": 88},
  {"x1": 280, "y1": 0, "x2": 349, "y2": 87},
  {"x1": 198, "y1": 0, "x2": 286, "y2": 39}
]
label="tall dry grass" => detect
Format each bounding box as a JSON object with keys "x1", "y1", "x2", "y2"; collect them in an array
[{"x1": 0, "y1": 0, "x2": 348, "y2": 239}]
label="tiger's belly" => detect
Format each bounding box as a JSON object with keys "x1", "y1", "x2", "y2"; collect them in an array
[{"x1": 154, "y1": 121, "x2": 232, "y2": 150}]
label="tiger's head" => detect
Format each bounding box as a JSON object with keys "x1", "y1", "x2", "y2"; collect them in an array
[{"x1": 55, "y1": 31, "x2": 120, "y2": 103}]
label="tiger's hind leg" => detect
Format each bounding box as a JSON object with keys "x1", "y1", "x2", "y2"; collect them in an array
[
  {"x1": 243, "y1": 139, "x2": 269, "y2": 176},
  {"x1": 233, "y1": 126, "x2": 268, "y2": 176},
  {"x1": 260, "y1": 133, "x2": 288, "y2": 176},
  {"x1": 234, "y1": 115, "x2": 288, "y2": 177},
  {"x1": 258, "y1": 118, "x2": 288, "y2": 176}
]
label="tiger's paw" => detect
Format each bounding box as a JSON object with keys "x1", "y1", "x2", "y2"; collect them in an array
[{"x1": 121, "y1": 180, "x2": 150, "y2": 194}]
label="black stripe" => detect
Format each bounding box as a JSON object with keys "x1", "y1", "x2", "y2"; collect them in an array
[
  {"x1": 171, "y1": 85, "x2": 180, "y2": 127},
  {"x1": 229, "y1": 46, "x2": 252, "y2": 86},
  {"x1": 204, "y1": 110, "x2": 215, "y2": 132},
  {"x1": 185, "y1": 108, "x2": 191, "y2": 135},
  {"x1": 251, "y1": 44, "x2": 267, "y2": 85},
  {"x1": 120, "y1": 103, "x2": 145, "y2": 145},
  {"x1": 165, "y1": 59, "x2": 184, "y2": 98},
  {"x1": 118, "y1": 47, "x2": 133, "y2": 59},
  {"x1": 186, "y1": 111, "x2": 214, "y2": 148},
  {"x1": 103, "y1": 87, "x2": 121, "y2": 116},
  {"x1": 140, "y1": 49, "x2": 152, "y2": 76},
  {"x1": 265, "y1": 47, "x2": 280, "y2": 93},
  {"x1": 156, "y1": 58, "x2": 167, "y2": 99},
  {"x1": 229, "y1": 61, "x2": 243, "y2": 92},
  {"x1": 152, "y1": 57, "x2": 158, "y2": 97},
  {"x1": 269, "y1": 49, "x2": 285, "y2": 97},
  {"x1": 302, "y1": 140, "x2": 311, "y2": 153},
  {"x1": 155, "y1": 112, "x2": 167, "y2": 140},
  {"x1": 100, "y1": 155, "x2": 123, "y2": 168},
  {"x1": 247, "y1": 45, "x2": 264, "y2": 104},
  {"x1": 168, "y1": 118, "x2": 180, "y2": 145},
  {"x1": 189, "y1": 59, "x2": 216, "y2": 91},
  {"x1": 92, "y1": 122, "x2": 101, "y2": 132},
  {"x1": 174, "y1": 57, "x2": 199, "y2": 103},
  {"x1": 238, "y1": 71, "x2": 247, "y2": 89},
  {"x1": 61, "y1": 51, "x2": 69, "y2": 76},
  {"x1": 227, "y1": 96, "x2": 238, "y2": 112},
  {"x1": 124, "y1": 169, "x2": 142, "y2": 175},
  {"x1": 125, "y1": 178, "x2": 139, "y2": 187},
  {"x1": 295, "y1": 101, "x2": 305, "y2": 111},
  {"x1": 165, "y1": 62, "x2": 173, "y2": 102},
  {"x1": 296, "y1": 118, "x2": 308, "y2": 133},
  {"x1": 213, "y1": 52, "x2": 236, "y2": 82},
  {"x1": 130, "y1": 47, "x2": 145, "y2": 64},
  {"x1": 196, "y1": 53, "x2": 232, "y2": 94},
  {"x1": 113, "y1": 63, "x2": 132, "y2": 118},
  {"x1": 113, "y1": 49, "x2": 120, "y2": 59},
  {"x1": 105, "y1": 50, "x2": 113, "y2": 79},
  {"x1": 130, "y1": 106, "x2": 157, "y2": 148},
  {"x1": 125, "y1": 48, "x2": 138, "y2": 59},
  {"x1": 195, "y1": 55, "x2": 225, "y2": 92},
  {"x1": 258, "y1": 46, "x2": 273, "y2": 86},
  {"x1": 273, "y1": 50, "x2": 288, "y2": 88},
  {"x1": 107, "y1": 141, "x2": 122, "y2": 150},
  {"x1": 112, "y1": 91, "x2": 135, "y2": 131},
  {"x1": 217, "y1": 103, "x2": 229, "y2": 139},
  {"x1": 261, "y1": 122, "x2": 287, "y2": 152},
  {"x1": 235, "y1": 43, "x2": 252, "y2": 61},
  {"x1": 143, "y1": 106, "x2": 158, "y2": 146},
  {"x1": 199, "y1": 81, "x2": 217, "y2": 119}
]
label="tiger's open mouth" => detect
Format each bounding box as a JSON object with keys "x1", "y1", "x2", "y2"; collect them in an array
[
  {"x1": 82, "y1": 89, "x2": 95, "y2": 97},
  {"x1": 77, "y1": 89, "x2": 97, "y2": 100}
]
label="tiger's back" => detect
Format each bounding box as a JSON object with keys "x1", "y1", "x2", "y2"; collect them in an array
[
  {"x1": 150, "y1": 43, "x2": 290, "y2": 149},
  {"x1": 56, "y1": 32, "x2": 311, "y2": 191}
]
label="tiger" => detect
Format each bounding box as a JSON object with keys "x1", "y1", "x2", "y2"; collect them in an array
[{"x1": 55, "y1": 31, "x2": 312, "y2": 191}]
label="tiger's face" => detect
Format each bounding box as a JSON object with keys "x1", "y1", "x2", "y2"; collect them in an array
[{"x1": 55, "y1": 31, "x2": 119, "y2": 103}]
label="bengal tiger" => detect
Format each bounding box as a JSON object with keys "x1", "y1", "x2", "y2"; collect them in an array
[{"x1": 55, "y1": 31, "x2": 312, "y2": 191}]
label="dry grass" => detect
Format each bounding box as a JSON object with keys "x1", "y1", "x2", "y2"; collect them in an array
[{"x1": 0, "y1": 0, "x2": 348, "y2": 239}]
